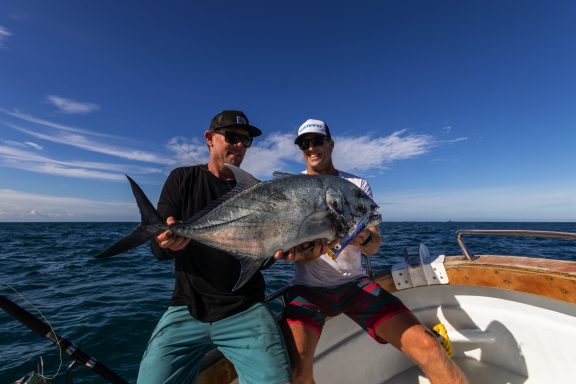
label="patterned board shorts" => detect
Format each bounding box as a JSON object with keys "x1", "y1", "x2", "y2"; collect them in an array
[{"x1": 283, "y1": 277, "x2": 410, "y2": 343}]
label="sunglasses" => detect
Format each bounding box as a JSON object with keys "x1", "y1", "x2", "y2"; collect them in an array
[
  {"x1": 214, "y1": 130, "x2": 253, "y2": 148},
  {"x1": 296, "y1": 135, "x2": 326, "y2": 150}
]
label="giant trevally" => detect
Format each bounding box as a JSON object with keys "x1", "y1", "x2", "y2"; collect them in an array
[{"x1": 96, "y1": 165, "x2": 381, "y2": 290}]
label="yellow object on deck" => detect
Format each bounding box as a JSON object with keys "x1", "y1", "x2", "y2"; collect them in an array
[{"x1": 432, "y1": 323, "x2": 454, "y2": 357}]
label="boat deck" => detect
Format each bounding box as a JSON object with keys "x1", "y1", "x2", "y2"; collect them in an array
[{"x1": 387, "y1": 358, "x2": 528, "y2": 383}]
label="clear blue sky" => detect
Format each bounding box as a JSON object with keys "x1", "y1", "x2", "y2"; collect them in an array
[{"x1": 1, "y1": 0, "x2": 575, "y2": 222}]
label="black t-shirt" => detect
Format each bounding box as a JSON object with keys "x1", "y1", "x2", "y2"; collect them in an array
[{"x1": 150, "y1": 165, "x2": 266, "y2": 322}]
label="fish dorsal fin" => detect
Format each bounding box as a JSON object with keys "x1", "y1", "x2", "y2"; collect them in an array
[
  {"x1": 185, "y1": 165, "x2": 261, "y2": 224},
  {"x1": 225, "y1": 164, "x2": 261, "y2": 189},
  {"x1": 272, "y1": 171, "x2": 296, "y2": 179}
]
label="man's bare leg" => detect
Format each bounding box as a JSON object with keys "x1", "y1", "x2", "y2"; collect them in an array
[
  {"x1": 283, "y1": 323, "x2": 321, "y2": 384},
  {"x1": 375, "y1": 312, "x2": 469, "y2": 384}
]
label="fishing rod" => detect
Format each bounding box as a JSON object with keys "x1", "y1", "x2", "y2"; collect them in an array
[{"x1": 0, "y1": 294, "x2": 128, "y2": 384}]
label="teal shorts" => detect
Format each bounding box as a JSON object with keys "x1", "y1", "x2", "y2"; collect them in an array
[{"x1": 137, "y1": 303, "x2": 291, "y2": 384}]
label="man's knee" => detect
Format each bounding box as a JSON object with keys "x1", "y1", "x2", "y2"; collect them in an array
[{"x1": 402, "y1": 326, "x2": 445, "y2": 361}]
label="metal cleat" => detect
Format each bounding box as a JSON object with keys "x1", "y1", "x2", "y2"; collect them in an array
[{"x1": 391, "y1": 244, "x2": 449, "y2": 290}]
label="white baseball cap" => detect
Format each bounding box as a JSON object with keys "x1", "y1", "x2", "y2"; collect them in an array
[{"x1": 294, "y1": 119, "x2": 332, "y2": 144}]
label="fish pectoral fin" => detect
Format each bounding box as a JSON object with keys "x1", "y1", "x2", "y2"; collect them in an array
[{"x1": 232, "y1": 256, "x2": 266, "y2": 292}]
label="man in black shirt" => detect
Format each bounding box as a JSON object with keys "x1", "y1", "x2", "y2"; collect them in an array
[{"x1": 137, "y1": 110, "x2": 326, "y2": 384}]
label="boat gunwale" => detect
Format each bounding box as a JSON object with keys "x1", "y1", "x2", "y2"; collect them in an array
[{"x1": 374, "y1": 255, "x2": 576, "y2": 304}]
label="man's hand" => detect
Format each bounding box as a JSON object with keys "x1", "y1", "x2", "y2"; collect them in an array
[
  {"x1": 349, "y1": 227, "x2": 381, "y2": 255},
  {"x1": 273, "y1": 238, "x2": 341, "y2": 263},
  {"x1": 349, "y1": 228, "x2": 372, "y2": 247},
  {"x1": 155, "y1": 216, "x2": 191, "y2": 251}
]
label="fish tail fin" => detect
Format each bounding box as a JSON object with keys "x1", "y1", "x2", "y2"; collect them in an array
[
  {"x1": 95, "y1": 176, "x2": 164, "y2": 259},
  {"x1": 126, "y1": 175, "x2": 164, "y2": 227}
]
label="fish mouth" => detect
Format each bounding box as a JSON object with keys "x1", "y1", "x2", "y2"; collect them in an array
[
  {"x1": 367, "y1": 211, "x2": 382, "y2": 228},
  {"x1": 353, "y1": 211, "x2": 381, "y2": 228}
]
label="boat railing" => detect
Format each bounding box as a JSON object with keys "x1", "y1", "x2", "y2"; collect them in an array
[{"x1": 456, "y1": 229, "x2": 576, "y2": 261}]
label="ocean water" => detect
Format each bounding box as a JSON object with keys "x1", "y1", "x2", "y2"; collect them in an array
[{"x1": 1, "y1": 222, "x2": 575, "y2": 383}]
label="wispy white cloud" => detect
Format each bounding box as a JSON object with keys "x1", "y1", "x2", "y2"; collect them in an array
[
  {"x1": 1, "y1": 139, "x2": 43, "y2": 150},
  {"x1": 1, "y1": 109, "x2": 121, "y2": 139},
  {"x1": 24, "y1": 141, "x2": 43, "y2": 150},
  {"x1": 45, "y1": 95, "x2": 100, "y2": 114},
  {"x1": 4, "y1": 120, "x2": 170, "y2": 163},
  {"x1": 242, "y1": 133, "x2": 301, "y2": 178},
  {"x1": 0, "y1": 189, "x2": 138, "y2": 222},
  {"x1": 0, "y1": 144, "x2": 163, "y2": 181},
  {"x1": 445, "y1": 137, "x2": 467, "y2": 144},
  {"x1": 0, "y1": 25, "x2": 11, "y2": 47},
  {"x1": 333, "y1": 130, "x2": 436, "y2": 172},
  {"x1": 0, "y1": 109, "x2": 172, "y2": 180}
]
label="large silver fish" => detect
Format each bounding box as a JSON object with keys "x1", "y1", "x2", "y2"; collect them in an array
[{"x1": 96, "y1": 165, "x2": 381, "y2": 290}]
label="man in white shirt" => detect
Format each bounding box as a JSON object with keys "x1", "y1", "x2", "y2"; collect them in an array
[{"x1": 282, "y1": 119, "x2": 468, "y2": 384}]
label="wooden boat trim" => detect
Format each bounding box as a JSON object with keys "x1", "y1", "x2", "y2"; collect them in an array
[{"x1": 374, "y1": 255, "x2": 576, "y2": 304}]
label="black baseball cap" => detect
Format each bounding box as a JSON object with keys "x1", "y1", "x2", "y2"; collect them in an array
[{"x1": 209, "y1": 110, "x2": 262, "y2": 137}]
